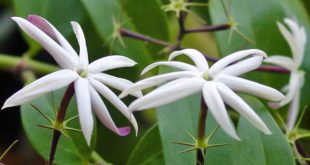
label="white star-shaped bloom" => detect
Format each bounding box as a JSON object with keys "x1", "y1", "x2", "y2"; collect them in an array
[
  {"x1": 265, "y1": 18, "x2": 307, "y2": 131},
  {"x1": 2, "y1": 15, "x2": 141, "y2": 145},
  {"x1": 121, "y1": 49, "x2": 284, "y2": 139}
]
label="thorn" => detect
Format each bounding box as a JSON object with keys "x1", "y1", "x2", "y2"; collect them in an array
[
  {"x1": 178, "y1": 147, "x2": 198, "y2": 154},
  {"x1": 205, "y1": 126, "x2": 220, "y2": 142},
  {"x1": 64, "y1": 115, "x2": 79, "y2": 125},
  {"x1": 172, "y1": 141, "x2": 195, "y2": 146},
  {"x1": 184, "y1": 130, "x2": 197, "y2": 143},
  {"x1": 64, "y1": 127, "x2": 82, "y2": 133},
  {"x1": 207, "y1": 143, "x2": 230, "y2": 148},
  {"x1": 31, "y1": 104, "x2": 54, "y2": 124},
  {"x1": 37, "y1": 124, "x2": 54, "y2": 130}
]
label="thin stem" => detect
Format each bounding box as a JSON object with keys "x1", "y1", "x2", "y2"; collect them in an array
[
  {"x1": 185, "y1": 24, "x2": 230, "y2": 33},
  {"x1": 0, "y1": 140, "x2": 19, "y2": 160},
  {"x1": 257, "y1": 65, "x2": 290, "y2": 74},
  {"x1": 295, "y1": 140, "x2": 310, "y2": 165},
  {"x1": 48, "y1": 83, "x2": 75, "y2": 165},
  {"x1": 175, "y1": 11, "x2": 186, "y2": 50},
  {"x1": 120, "y1": 28, "x2": 172, "y2": 47},
  {"x1": 0, "y1": 54, "x2": 58, "y2": 75},
  {"x1": 197, "y1": 97, "x2": 208, "y2": 165}
]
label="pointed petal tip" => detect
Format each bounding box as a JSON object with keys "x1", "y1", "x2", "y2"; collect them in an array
[{"x1": 118, "y1": 127, "x2": 131, "y2": 136}]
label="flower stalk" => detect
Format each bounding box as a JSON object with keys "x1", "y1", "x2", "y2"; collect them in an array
[
  {"x1": 197, "y1": 97, "x2": 208, "y2": 165},
  {"x1": 48, "y1": 83, "x2": 74, "y2": 165}
]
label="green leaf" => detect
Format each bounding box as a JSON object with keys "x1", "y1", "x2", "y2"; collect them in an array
[
  {"x1": 127, "y1": 124, "x2": 163, "y2": 165},
  {"x1": 118, "y1": 0, "x2": 170, "y2": 54},
  {"x1": 21, "y1": 88, "x2": 95, "y2": 165},
  {"x1": 205, "y1": 96, "x2": 295, "y2": 165},
  {"x1": 155, "y1": 67, "x2": 200, "y2": 164},
  {"x1": 80, "y1": 0, "x2": 153, "y2": 69}
]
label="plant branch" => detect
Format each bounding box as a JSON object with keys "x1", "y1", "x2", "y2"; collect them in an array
[
  {"x1": 197, "y1": 97, "x2": 208, "y2": 165},
  {"x1": 0, "y1": 54, "x2": 59, "y2": 75},
  {"x1": 295, "y1": 140, "x2": 310, "y2": 165},
  {"x1": 48, "y1": 83, "x2": 75, "y2": 165},
  {"x1": 120, "y1": 28, "x2": 172, "y2": 47},
  {"x1": 185, "y1": 24, "x2": 230, "y2": 33}
]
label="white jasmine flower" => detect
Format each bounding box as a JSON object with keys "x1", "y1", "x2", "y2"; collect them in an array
[
  {"x1": 121, "y1": 49, "x2": 285, "y2": 140},
  {"x1": 264, "y1": 18, "x2": 307, "y2": 131},
  {"x1": 2, "y1": 15, "x2": 141, "y2": 145}
]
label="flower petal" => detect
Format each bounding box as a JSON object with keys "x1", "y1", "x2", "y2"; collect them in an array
[
  {"x1": 270, "y1": 72, "x2": 302, "y2": 108},
  {"x1": 90, "y1": 79, "x2": 138, "y2": 135},
  {"x1": 202, "y1": 82, "x2": 239, "y2": 140},
  {"x1": 264, "y1": 56, "x2": 295, "y2": 70},
  {"x1": 89, "y1": 55, "x2": 137, "y2": 73},
  {"x1": 14, "y1": 16, "x2": 78, "y2": 69},
  {"x1": 282, "y1": 18, "x2": 306, "y2": 67},
  {"x1": 71, "y1": 21, "x2": 89, "y2": 66},
  {"x1": 217, "y1": 56, "x2": 263, "y2": 77},
  {"x1": 141, "y1": 61, "x2": 199, "y2": 75},
  {"x1": 287, "y1": 91, "x2": 300, "y2": 131},
  {"x1": 89, "y1": 85, "x2": 130, "y2": 136},
  {"x1": 129, "y1": 77, "x2": 204, "y2": 111},
  {"x1": 2, "y1": 69, "x2": 78, "y2": 109},
  {"x1": 74, "y1": 78, "x2": 93, "y2": 145},
  {"x1": 119, "y1": 71, "x2": 198, "y2": 98},
  {"x1": 169, "y1": 49, "x2": 209, "y2": 71},
  {"x1": 216, "y1": 83, "x2": 271, "y2": 134},
  {"x1": 209, "y1": 49, "x2": 267, "y2": 76},
  {"x1": 215, "y1": 75, "x2": 284, "y2": 101},
  {"x1": 28, "y1": 15, "x2": 78, "y2": 57},
  {"x1": 91, "y1": 73, "x2": 142, "y2": 97}
]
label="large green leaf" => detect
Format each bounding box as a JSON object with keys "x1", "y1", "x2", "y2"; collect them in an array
[
  {"x1": 80, "y1": 0, "x2": 153, "y2": 69},
  {"x1": 205, "y1": 96, "x2": 295, "y2": 165},
  {"x1": 21, "y1": 88, "x2": 95, "y2": 165},
  {"x1": 127, "y1": 124, "x2": 163, "y2": 165}
]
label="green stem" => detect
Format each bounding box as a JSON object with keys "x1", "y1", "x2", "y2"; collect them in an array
[
  {"x1": 0, "y1": 54, "x2": 58, "y2": 75},
  {"x1": 0, "y1": 140, "x2": 19, "y2": 160},
  {"x1": 91, "y1": 151, "x2": 112, "y2": 165}
]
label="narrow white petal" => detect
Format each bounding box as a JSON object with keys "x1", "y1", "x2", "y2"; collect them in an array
[
  {"x1": 209, "y1": 49, "x2": 267, "y2": 76},
  {"x1": 91, "y1": 73, "x2": 142, "y2": 97},
  {"x1": 202, "y1": 82, "x2": 240, "y2": 140},
  {"x1": 71, "y1": 22, "x2": 89, "y2": 66},
  {"x1": 277, "y1": 21, "x2": 298, "y2": 60},
  {"x1": 74, "y1": 78, "x2": 93, "y2": 145},
  {"x1": 217, "y1": 56, "x2": 263, "y2": 76},
  {"x1": 273, "y1": 72, "x2": 302, "y2": 108},
  {"x1": 129, "y1": 77, "x2": 204, "y2": 111},
  {"x1": 264, "y1": 56, "x2": 295, "y2": 70},
  {"x1": 90, "y1": 79, "x2": 138, "y2": 135},
  {"x1": 119, "y1": 71, "x2": 198, "y2": 98},
  {"x1": 12, "y1": 17, "x2": 78, "y2": 69},
  {"x1": 2, "y1": 69, "x2": 78, "y2": 109},
  {"x1": 216, "y1": 83, "x2": 271, "y2": 134},
  {"x1": 28, "y1": 15, "x2": 78, "y2": 57},
  {"x1": 89, "y1": 55, "x2": 137, "y2": 73},
  {"x1": 141, "y1": 61, "x2": 199, "y2": 75},
  {"x1": 215, "y1": 75, "x2": 284, "y2": 101},
  {"x1": 287, "y1": 91, "x2": 300, "y2": 131},
  {"x1": 89, "y1": 86, "x2": 131, "y2": 136},
  {"x1": 169, "y1": 49, "x2": 209, "y2": 71}
]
